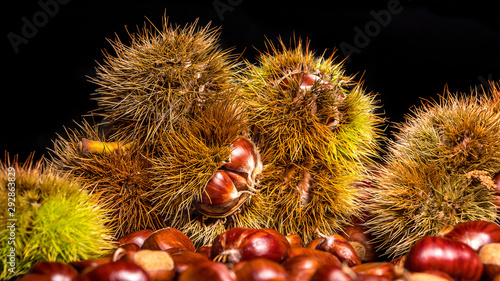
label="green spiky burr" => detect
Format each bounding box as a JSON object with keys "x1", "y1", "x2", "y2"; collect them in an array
[
  {"x1": 367, "y1": 85, "x2": 500, "y2": 258},
  {"x1": 242, "y1": 39, "x2": 383, "y2": 243},
  {"x1": 0, "y1": 154, "x2": 112, "y2": 280}
]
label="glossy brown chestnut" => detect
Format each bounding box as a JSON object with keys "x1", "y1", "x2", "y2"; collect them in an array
[
  {"x1": 195, "y1": 245, "x2": 212, "y2": 259},
  {"x1": 408, "y1": 271, "x2": 454, "y2": 281},
  {"x1": 285, "y1": 234, "x2": 303, "y2": 248},
  {"x1": 222, "y1": 137, "x2": 262, "y2": 184},
  {"x1": 310, "y1": 264, "x2": 352, "y2": 281},
  {"x1": 113, "y1": 243, "x2": 142, "y2": 261},
  {"x1": 118, "y1": 229, "x2": 154, "y2": 247},
  {"x1": 351, "y1": 262, "x2": 395, "y2": 279},
  {"x1": 312, "y1": 234, "x2": 362, "y2": 266},
  {"x1": 191, "y1": 137, "x2": 261, "y2": 218},
  {"x1": 27, "y1": 261, "x2": 78, "y2": 281},
  {"x1": 283, "y1": 247, "x2": 342, "y2": 267},
  {"x1": 142, "y1": 227, "x2": 195, "y2": 253},
  {"x1": 404, "y1": 236, "x2": 483, "y2": 281},
  {"x1": 119, "y1": 250, "x2": 175, "y2": 281},
  {"x1": 341, "y1": 224, "x2": 378, "y2": 262},
  {"x1": 192, "y1": 170, "x2": 241, "y2": 216},
  {"x1": 306, "y1": 238, "x2": 324, "y2": 250},
  {"x1": 76, "y1": 260, "x2": 150, "y2": 281},
  {"x1": 443, "y1": 220, "x2": 500, "y2": 251},
  {"x1": 211, "y1": 227, "x2": 290, "y2": 263},
  {"x1": 478, "y1": 242, "x2": 500, "y2": 280},
  {"x1": 16, "y1": 274, "x2": 51, "y2": 281},
  {"x1": 234, "y1": 258, "x2": 287, "y2": 281},
  {"x1": 70, "y1": 256, "x2": 112, "y2": 273},
  {"x1": 355, "y1": 275, "x2": 392, "y2": 281},
  {"x1": 177, "y1": 261, "x2": 236, "y2": 281},
  {"x1": 171, "y1": 251, "x2": 211, "y2": 276},
  {"x1": 282, "y1": 255, "x2": 323, "y2": 281}
]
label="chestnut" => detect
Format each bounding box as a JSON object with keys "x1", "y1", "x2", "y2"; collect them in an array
[
  {"x1": 113, "y1": 243, "x2": 142, "y2": 261},
  {"x1": 310, "y1": 234, "x2": 361, "y2": 266},
  {"x1": 310, "y1": 264, "x2": 352, "y2": 281},
  {"x1": 234, "y1": 258, "x2": 287, "y2": 281},
  {"x1": 142, "y1": 227, "x2": 195, "y2": 253},
  {"x1": 27, "y1": 261, "x2": 78, "y2": 281},
  {"x1": 118, "y1": 229, "x2": 154, "y2": 247},
  {"x1": 351, "y1": 262, "x2": 395, "y2": 279},
  {"x1": 283, "y1": 247, "x2": 341, "y2": 267},
  {"x1": 171, "y1": 251, "x2": 211, "y2": 276},
  {"x1": 192, "y1": 170, "x2": 242, "y2": 216},
  {"x1": 355, "y1": 275, "x2": 392, "y2": 281},
  {"x1": 70, "y1": 256, "x2": 112, "y2": 273},
  {"x1": 119, "y1": 250, "x2": 175, "y2": 281},
  {"x1": 210, "y1": 227, "x2": 290, "y2": 263},
  {"x1": 306, "y1": 238, "x2": 324, "y2": 250},
  {"x1": 341, "y1": 224, "x2": 378, "y2": 262},
  {"x1": 16, "y1": 275, "x2": 51, "y2": 281},
  {"x1": 177, "y1": 261, "x2": 236, "y2": 281},
  {"x1": 195, "y1": 245, "x2": 212, "y2": 259},
  {"x1": 404, "y1": 236, "x2": 483, "y2": 281},
  {"x1": 408, "y1": 271, "x2": 454, "y2": 281},
  {"x1": 443, "y1": 220, "x2": 500, "y2": 251},
  {"x1": 285, "y1": 234, "x2": 303, "y2": 248},
  {"x1": 76, "y1": 260, "x2": 150, "y2": 281},
  {"x1": 282, "y1": 255, "x2": 323, "y2": 281},
  {"x1": 478, "y1": 242, "x2": 500, "y2": 280},
  {"x1": 222, "y1": 137, "x2": 262, "y2": 185}
]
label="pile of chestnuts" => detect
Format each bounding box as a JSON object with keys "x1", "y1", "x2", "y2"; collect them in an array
[{"x1": 16, "y1": 220, "x2": 500, "y2": 281}]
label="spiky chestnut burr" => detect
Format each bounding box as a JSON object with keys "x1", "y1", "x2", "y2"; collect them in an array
[
  {"x1": 90, "y1": 17, "x2": 239, "y2": 147},
  {"x1": 150, "y1": 99, "x2": 266, "y2": 247},
  {"x1": 241, "y1": 39, "x2": 383, "y2": 243},
  {"x1": 0, "y1": 153, "x2": 112, "y2": 280},
  {"x1": 367, "y1": 86, "x2": 500, "y2": 258},
  {"x1": 50, "y1": 120, "x2": 165, "y2": 238}
]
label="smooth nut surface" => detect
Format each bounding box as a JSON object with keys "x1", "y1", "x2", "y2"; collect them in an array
[
  {"x1": 234, "y1": 258, "x2": 286, "y2": 281},
  {"x1": 443, "y1": 220, "x2": 500, "y2": 251},
  {"x1": 142, "y1": 227, "x2": 195, "y2": 252},
  {"x1": 314, "y1": 234, "x2": 362, "y2": 266},
  {"x1": 479, "y1": 242, "x2": 500, "y2": 279},
  {"x1": 404, "y1": 236, "x2": 483, "y2": 281},
  {"x1": 178, "y1": 261, "x2": 236, "y2": 281},
  {"x1": 118, "y1": 229, "x2": 154, "y2": 247},
  {"x1": 28, "y1": 261, "x2": 78, "y2": 281},
  {"x1": 211, "y1": 227, "x2": 290, "y2": 264}
]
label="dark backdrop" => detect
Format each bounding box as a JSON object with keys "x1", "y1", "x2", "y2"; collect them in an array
[{"x1": 3, "y1": 0, "x2": 500, "y2": 162}]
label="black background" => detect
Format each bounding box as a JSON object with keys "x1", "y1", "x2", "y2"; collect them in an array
[{"x1": 3, "y1": 0, "x2": 500, "y2": 162}]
